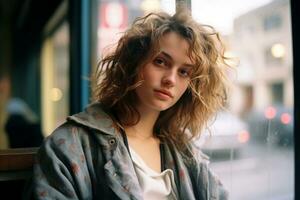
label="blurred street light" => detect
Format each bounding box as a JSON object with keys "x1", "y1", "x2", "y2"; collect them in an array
[
  {"x1": 264, "y1": 106, "x2": 276, "y2": 119},
  {"x1": 271, "y1": 43, "x2": 285, "y2": 58},
  {"x1": 51, "y1": 88, "x2": 63, "y2": 102}
]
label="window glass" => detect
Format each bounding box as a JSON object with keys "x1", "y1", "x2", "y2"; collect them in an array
[
  {"x1": 41, "y1": 22, "x2": 70, "y2": 136},
  {"x1": 97, "y1": 0, "x2": 175, "y2": 57},
  {"x1": 192, "y1": 0, "x2": 294, "y2": 199},
  {"x1": 0, "y1": 3, "x2": 69, "y2": 149}
]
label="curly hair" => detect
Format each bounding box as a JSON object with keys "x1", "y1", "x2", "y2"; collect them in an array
[{"x1": 92, "y1": 8, "x2": 231, "y2": 149}]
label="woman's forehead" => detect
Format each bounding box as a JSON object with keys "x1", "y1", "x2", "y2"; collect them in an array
[{"x1": 156, "y1": 33, "x2": 195, "y2": 65}]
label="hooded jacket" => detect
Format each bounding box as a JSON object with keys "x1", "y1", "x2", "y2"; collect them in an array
[{"x1": 28, "y1": 102, "x2": 228, "y2": 200}]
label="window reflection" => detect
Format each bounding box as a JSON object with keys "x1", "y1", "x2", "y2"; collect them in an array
[
  {"x1": 41, "y1": 22, "x2": 69, "y2": 136},
  {"x1": 97, "y1": 0, "x2": 175, "y2": 57}
]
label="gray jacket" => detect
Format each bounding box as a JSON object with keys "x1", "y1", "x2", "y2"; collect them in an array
[{"x1": 29, "y1": 102, "x2": 228, "y2": 200}]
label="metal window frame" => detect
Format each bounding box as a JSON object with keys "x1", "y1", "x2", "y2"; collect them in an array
[{"x1": 69, "y1": 0, "x2": 98, "y2": 114}]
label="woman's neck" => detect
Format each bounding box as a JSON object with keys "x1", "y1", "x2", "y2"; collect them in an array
[{"x1": 125, "y1": 106, "x2": 160, "y2": 140}]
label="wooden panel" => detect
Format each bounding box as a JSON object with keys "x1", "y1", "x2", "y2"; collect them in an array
[
  {"x1": 0, "y1": 148, "x2": 38, "y2": 171},
  {"x1": 0, "y1": 147, "x2": 38, "y2": 192}
]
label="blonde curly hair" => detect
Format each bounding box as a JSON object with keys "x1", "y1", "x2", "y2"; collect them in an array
[{"x1": 93, "y1": 8, "x2": 231, "y2": 149}]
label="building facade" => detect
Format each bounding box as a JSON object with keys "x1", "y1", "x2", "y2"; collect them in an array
[{"x1": 229, "y1": 0, "x2": 292, "y2": 115}]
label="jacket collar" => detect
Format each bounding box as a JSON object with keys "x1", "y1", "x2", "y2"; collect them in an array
[{"x1": 67, "y1": 102, "x2": 118, "y2": 136}]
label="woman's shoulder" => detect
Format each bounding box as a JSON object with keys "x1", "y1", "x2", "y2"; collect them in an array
[
  {"x1": 45, "y1": 121, "x2": 83, "y2": 139},
  {"x1": 44, "y1": 102, "x2": 115, "y2": 140},
  {"x1": 39, "y1": 102, "x2": 118, "y2": 154},
  {"x1": 38, "y1": 122, "x2": 87, "y2": 153}
]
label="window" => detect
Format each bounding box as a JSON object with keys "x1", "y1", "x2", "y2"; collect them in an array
[
  {"x1": 264, "y1": 14, "x2": 282, "y2": 31},
  {"x1": 41, "y1": 22, "x2": 70, "y2": 136},
  {"x1": 271, "y1": 82, "x2": 284, "y2": 104},
  {"x1": 264, "y1": 45, "x2": 284, "y2": 66},
  {"x1": 97, "y1": 0, "x2": 175, "y2": 57}
]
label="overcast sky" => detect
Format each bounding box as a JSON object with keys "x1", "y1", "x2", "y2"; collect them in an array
[{"x1": 191, "y1": 0, "x2": 273, "y2": 34}]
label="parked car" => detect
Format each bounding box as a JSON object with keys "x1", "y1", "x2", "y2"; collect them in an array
[
  {"x1": 245, "y1": 105, "x2": 293, "y2": 147},
  {"x1": 194, "y1": 111, "x2": 250, "y2": 158}
]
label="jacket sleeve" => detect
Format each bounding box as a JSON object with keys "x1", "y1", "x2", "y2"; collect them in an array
[{"x1": 27, "y1": 123, "x2": 93, "y2": 200}]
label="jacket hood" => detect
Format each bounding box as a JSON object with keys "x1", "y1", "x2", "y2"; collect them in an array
[{"x1": 67, "y1": 102, "x2": 118, "y2": 136}]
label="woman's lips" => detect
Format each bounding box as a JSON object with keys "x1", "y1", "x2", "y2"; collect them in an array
[{"x1": 154, "y1": 89, "x2": 173, "y2": 100}]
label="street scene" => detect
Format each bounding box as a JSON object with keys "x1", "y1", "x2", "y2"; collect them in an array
[
  {"x1": 209, "y1": 142, "x2": 294, "y2": 200},
  {"x1": 196, "y1": 0, "x2": 295, "y2": 198}
]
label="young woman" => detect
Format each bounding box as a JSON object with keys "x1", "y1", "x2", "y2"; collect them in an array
[{"x1": 28, "y1": 9, "x2": 230, "y2": 200}]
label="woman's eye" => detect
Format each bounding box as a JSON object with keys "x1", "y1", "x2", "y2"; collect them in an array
[
  {"x1": 154, "y1": 58, "x2": 166, "y2": 66},
  {"x1": 179, "y1": 69, "x2": 190, "y2": 77}
]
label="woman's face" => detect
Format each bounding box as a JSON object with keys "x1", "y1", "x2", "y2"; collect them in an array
[{"x1": 135, "y1": 32, "x2": 194, "y2": 113}]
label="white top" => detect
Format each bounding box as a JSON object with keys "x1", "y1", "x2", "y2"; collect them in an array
[{"x1": 129, "y1": 146, "x2": 178, "y2": 200}]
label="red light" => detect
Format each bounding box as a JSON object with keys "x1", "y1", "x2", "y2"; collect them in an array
[
  {"x1": 281, "y1": 113, "x2": 291, "y2": 124},
  {"x1": 264, "y1": 106, "x2": 277, "y2": 119},
  {"x1": 238, "y1": 130, "x2": 250, "y2": 143},
  {"x1": 100, "y1": 2, "x2": 127, "y2": 29}
]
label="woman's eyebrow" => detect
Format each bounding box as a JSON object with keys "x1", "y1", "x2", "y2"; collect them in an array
[
  {"x1": 182, "y1": 63, "x2": 194, "y2": 68},
  {"x1": 159, "y1": 51, "x2": 173, "y2": 61},
  {"x1": 159, "y1": 51, "x2": 194, "y2": 67}
]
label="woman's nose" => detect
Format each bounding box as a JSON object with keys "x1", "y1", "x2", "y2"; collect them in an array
[{"x1": 162, "y1": 69, "x2": 176, "y2": 87}]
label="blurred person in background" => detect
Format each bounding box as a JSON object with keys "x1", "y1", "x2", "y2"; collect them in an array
[
  {"x1": 26, "y1": 8, "x2": 231, "y2": 200},
  {"x1": 5, "y1": 98, "x2": 44, "y2": 148}
]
